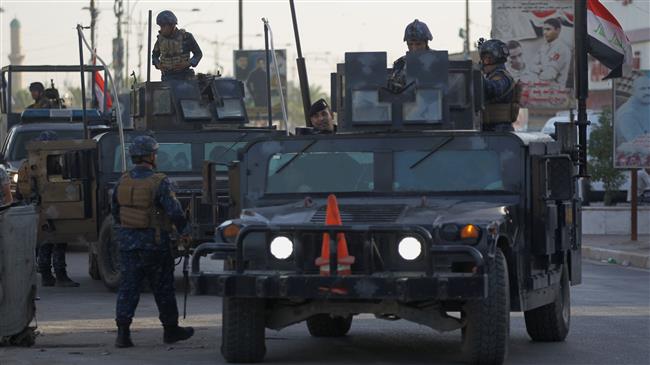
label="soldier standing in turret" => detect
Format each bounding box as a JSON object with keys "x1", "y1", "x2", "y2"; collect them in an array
[
  {"x1": 478, "y1": 38, "x2": 520, "y2": 132},
  {"x1": 152, "y1": 10, "x2": 203, "y2": 81},
  {"x1": 27, "y1": 82, "x2": 52, "y2": 109},
  {"x1": 388, "y1": 19, "x2": 433, "y2": 92},
  {"x1": 112, "y1": 136, "x2": 194, "y2": 348}
]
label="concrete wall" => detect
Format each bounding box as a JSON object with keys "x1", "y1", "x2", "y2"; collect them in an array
[{"x1": 583, "y1": 206, "x2": 650, "y2": 235}]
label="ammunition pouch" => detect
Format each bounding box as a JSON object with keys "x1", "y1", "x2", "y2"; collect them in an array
[
  {"x1": 484, "y1": 102, "x2": 520, "y2": 124},
  {"x1": 117, "y1": 173, "x2": 172, "y2": 241},
  {"x1": 158, "y1": 29, "x2": 190, "y2": 71}
]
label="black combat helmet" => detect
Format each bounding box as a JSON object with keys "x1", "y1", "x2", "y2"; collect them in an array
[
  {"x1": 156, "y1": 10, "x2": 178, "y2": 26},
  {"x1": 29, "y1": 82, "x2": 45, "y2": 93},
  {"x1": 129, "y1": 135, "x2": 160, "y2": 157},
  {"x1": 478, "y1": 38, "x2": 509, "y2": 64},
  {"x1": 403, "y1": 19, "x2": 433, "y2": 42}
]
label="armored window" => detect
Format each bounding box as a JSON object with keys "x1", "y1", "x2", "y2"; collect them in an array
[
  {"x1": 394, "y1": 150, "x2": 504, "y2": 192},
  {"x1": 216, "y1": 99, "x2": 245, "y2": 120},
  {"x1": 153, "y1": 88, "x2": 172, "y2": 115},
  {"x1": 266, "y1": 152, "x2": 374, "y2": 193},
  {"x1": 448, "y1": 73, "x2": 468, "y2": 107},
  {"x1": 180, "y1": 99, "x2": 212, "y2": 121},
  {"x1": 351, "y1": 90, "x2": 391, "y2": 123},
  {"x1": 403, "y1": 89, "x2": 443, "y2": 123},
  {"x1": 46, "y1": 154, "x2": 66, "y2": 182},
  {"x1": 114, "y1": 142, "x2": 193, "y2": 172},
  {"x1": 205, "y1": 142, "x2": 247, "y2": 171}
]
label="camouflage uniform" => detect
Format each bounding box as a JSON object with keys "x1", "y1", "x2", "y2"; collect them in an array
[
  {"x1": 389, "y1": 19, "x2": 433, "y2": 92},
  {"x1": 112, "y1": 165, "x2": 189, "y2": 327},
  {"x1": 152, "y1": 29, "x2": 202, "y2": 81},
  {"x1": 27, "y1": 96, "x2": 52, "y2": 109},
  {"x1": 479, "y1": 39, "x2": 518, "y2": 132}
]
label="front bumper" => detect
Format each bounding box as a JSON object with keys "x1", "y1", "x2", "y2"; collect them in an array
[{"x1": 191, "y1": 224, "x2": 487, "y2": 301}]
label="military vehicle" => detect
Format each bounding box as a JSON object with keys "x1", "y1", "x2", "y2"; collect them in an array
[
  {"x1": 22, "y1": 74, "x2": 283, "y2": 290},
  {"x1": 0, "y1": 65, "x2": 112, "y2": 188},
  {"x1": 191, "y1": 51, "x2": 583, "y2": 364}
]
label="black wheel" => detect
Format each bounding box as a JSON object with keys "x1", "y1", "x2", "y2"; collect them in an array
[
  {"x1": 524, "y1": 264, "x2": 570, "y2": 342},
  {"x1": 221, "y1": 297, "x2": 266, "y2": 363},
  {"x1": 96, "y1": 217, "x2": 121, "y2": 291},
  {"x1": 306, "y1": 314, "x2": 352, "y2": 337},
  {"x1": 88, "y1": 248, "x2": 101, "y2": 280},
  {"x1": 462, "y1": 248, "x2": 509, "y2": 365}
]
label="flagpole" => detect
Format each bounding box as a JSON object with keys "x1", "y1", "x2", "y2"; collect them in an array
[{"x1": 575, "y1": 0, "x2": 589, "y2": 178}]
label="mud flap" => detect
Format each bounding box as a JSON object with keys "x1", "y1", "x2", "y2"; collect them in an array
[{"x1": 0, "y1": 205, "x2": 39, "y2": 342}]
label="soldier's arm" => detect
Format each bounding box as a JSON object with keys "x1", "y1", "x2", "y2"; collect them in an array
[
  {"x1": 158, "y1": 177, "x2": 189, "y2": 234},
  {"x1": 152, "y1": 39, "x2": 161, "y2": 67},
  {"x1": 483, "y1": 74, "x2": 512, "y2": 99},
  {"x1": 187, "y1": 33, "x2": 203, "y2": 67},
  {"x1": 111, "y1": 183, "x2": 121, "y2": 224}
]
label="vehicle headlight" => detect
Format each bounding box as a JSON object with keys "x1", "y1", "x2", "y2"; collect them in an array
[
  {"x1": 398, "y1": 236, "x2": 422, "y2": 261},
  {"x1": 270, "y1": 236, "x2": 293, "y2": 260},
  {"x1": 218, "y1": 220, "x2": 241, "y2": 243},
  {"x1": 12, "y1": 173, "x2": 18, "y2": 184}
]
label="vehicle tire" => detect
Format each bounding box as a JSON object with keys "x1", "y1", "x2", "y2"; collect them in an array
[
  {"x1": 462, "y1": 248, "x2": 509, "y2": 365},
  {"x1": 96, "y1": 217, "x2": 121, "y2": 291},
  {"x1": 306, "y1": 314, "x2": 352, "y2": 337},
  {"x1": 524, "y1": 264, "x2": 570, "y2": 342},
  {"x1": 221, "y1": 297, "x2": 266, "y2": 363},
  {"x1": 88, "y1": 249, "x2": 101, "y2": 280}
]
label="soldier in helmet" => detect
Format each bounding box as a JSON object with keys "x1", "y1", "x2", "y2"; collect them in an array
[
  {"x1": 152, "y1": 10, "x2": 203, "y2": 81},
  {"x1": 478, "y1": 38, "x2": 520, "y2": 132},
  {"x1": 27, "y1": 82, "x2": 52, "y2": 109},
  {"x1": 112, "y1": 135, "x2": 194, "y2": 348},
  {"x1": 388, "y1": 19, "x2": 433, "y2": 92}
]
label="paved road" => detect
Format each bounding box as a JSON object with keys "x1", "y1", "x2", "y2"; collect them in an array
[{"x1": 1, "y1": 253, "x2": 649, "y2": 365}]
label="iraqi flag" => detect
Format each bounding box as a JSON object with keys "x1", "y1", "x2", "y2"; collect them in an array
[
  {"x1": 92, "y1": 55, "x2": 112, "y2": 112},
  {"x1": 587, "y1": 0, "x2": 633, "y2": 79}
]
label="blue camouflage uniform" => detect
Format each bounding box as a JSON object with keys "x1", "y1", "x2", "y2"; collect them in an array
[
  {"x1": 483, "y1": 64, "x2": 516, "y2": 132},
  {"x1": 112, "y1": 165, "x2": 189, "y2": 327}
]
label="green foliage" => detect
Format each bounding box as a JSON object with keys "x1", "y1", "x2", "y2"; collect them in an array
[
  {"x1": 588, "y1": 107, "x2": 625, "y2": 205},
  {"x1": 287, "y1": 81, "x2": 328, "y2": 130}
]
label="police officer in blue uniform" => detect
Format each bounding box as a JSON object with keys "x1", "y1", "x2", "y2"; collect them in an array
[
  {"x1": 478, "y1": 38, "x2": 520, "y2": 132},
  {"x1": 112, "y1": 136, "x2": 194, "y2": 348},
  {"x1": 388, "y1": 19, "x2": 433, "y2": 92},
  {"x1": 152, "y1": 10, "x2": 203, "y2": 81}
]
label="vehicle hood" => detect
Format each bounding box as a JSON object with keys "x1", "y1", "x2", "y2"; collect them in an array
[{"x1": 238, "y1": 197, "x2": 516, "y2": 228}]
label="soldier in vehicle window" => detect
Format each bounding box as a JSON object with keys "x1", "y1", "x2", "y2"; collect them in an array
[
  {"x1": 388, "y1": 19, "x2": 433, "y2": 92},
  {"x1": 478, "y1": 38, "x2": 521, "y2": 132},
  {"x1": 27, "y1": 82, "x2": 52, "y2": 109},
  {"x1": 309, "y1": 98, "x2": 336, "y2": 133},
  {"x1": 152, "y1": 10, "x2": 203, "y2": 81}
]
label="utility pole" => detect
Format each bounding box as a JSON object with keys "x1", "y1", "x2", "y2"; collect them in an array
[
  {"x1": 125, "y1": 0, "x2": 130, "y2": 85},
  {"x1": 113, "y1": 0, "x2": 124, "y2": 91},
  {"x1": 238, "y1": 0, "x2": 243, "y2": 50},
  {"x1": 464, "y1": 0, "x2": 470, "y2": 60},
  {"x1": 137, "y1": 11, "x2": 143, "y2": 81},
  {"x1": 89, "y1": 0, "x2": 97, "y2": 51}
]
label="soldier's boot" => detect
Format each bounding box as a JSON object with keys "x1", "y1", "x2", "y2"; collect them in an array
[
  {"x1": 54, "y1": 271, "x2": 80, "y2": 287},
  {"x1": 163, "y1": 325, "x2": 194, "y2": 344},
  {"x1": 115, "y1": 324, "x2": 134, "y2": 348},
  {"x1": 40, "y1": 271, "x2": 56, "y2": 287}
]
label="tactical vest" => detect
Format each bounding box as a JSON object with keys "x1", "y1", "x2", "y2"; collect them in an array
[
  {"x1": 158, "y1": 29, "x2": 190, "y2": 71},
  {"x1": 116, "y1": 173, "x2": 172, "y2": 236},
  {"x1": 483, "y1": 71, "x2": 522, "y2": 125}
]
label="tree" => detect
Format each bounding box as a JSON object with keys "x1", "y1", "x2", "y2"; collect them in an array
[
  {"x1": 588, "y1": 107, "x2": 625, "y2": 206},
  {"x1": 286, "y1": 81, "x2": 328, "y2": 131}
]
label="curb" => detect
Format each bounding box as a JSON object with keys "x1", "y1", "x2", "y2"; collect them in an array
[{"x1": 582, "y1": 246, "x2": 650, "y2": 269}]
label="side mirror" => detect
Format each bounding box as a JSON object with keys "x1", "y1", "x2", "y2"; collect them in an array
[
  {"x1": 543, "y1": 156, "x2": 574, "y2": 201},
  {"x1": 62, "y1": 150, "x2": 94, "y2": 180}
]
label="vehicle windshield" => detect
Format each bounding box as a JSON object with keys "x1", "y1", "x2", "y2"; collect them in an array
[
  {"x1": 113, "y1": 141, "x2": 248, "y2": 173},
  {"x1": 395, "y1": 150, "x2": 504, "y2": 191},
  {"x1": 8, "y1": 129, "x2": 83, "y2": 161},
  {"x1": 252, "y1": 136, "x2": 521, "y2": 196}
]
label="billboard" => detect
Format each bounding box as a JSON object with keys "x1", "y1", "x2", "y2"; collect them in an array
[
  {"x1": 492, "y1": 0, "x2": 574, "y2": 109},
  {"x1": 233, "y1": 50, "x2": 287, "y2": 121},
  {"x1": 614, "y1": 70, "x2": 650, "y2": 168}
]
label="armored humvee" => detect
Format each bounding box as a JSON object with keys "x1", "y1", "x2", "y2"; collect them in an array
[
  {"x1": 22, "y1": 74, "x2": 283, "y2": 290},
  {"x1": 191, "y1": 51, "x2": 582, "y2": 364}
]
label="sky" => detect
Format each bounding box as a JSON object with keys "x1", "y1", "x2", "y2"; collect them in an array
[
  {"x1": 1, "y1": 1, "x2": 648, "y2": 93},
  {"x1": 0, "y1": 0, "x2": 494, "y2": 91}
]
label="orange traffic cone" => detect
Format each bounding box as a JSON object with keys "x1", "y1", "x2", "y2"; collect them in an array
[{"x1": 315, "y1": 194, "x2": 355, "y2": 276}]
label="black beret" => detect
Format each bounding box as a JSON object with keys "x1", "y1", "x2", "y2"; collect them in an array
[{"x1": 309, "y1": 98, "x2": 329, "y2": 117}]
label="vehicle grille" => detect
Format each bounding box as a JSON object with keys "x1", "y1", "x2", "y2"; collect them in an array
[{"x1": 310, "y1": 205, "x2": 405, "y2": 224}]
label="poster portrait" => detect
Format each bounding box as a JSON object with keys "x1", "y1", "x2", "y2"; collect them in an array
[
  {"x1": 233, "y1": 49, "x2": 287, "y2": 121},
  {"x1": 614, "y1": 70, "x2": 650, "y2": 168},
  {"x1": 492, "y1": 0, "x2": 575, "y2": 109}
]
